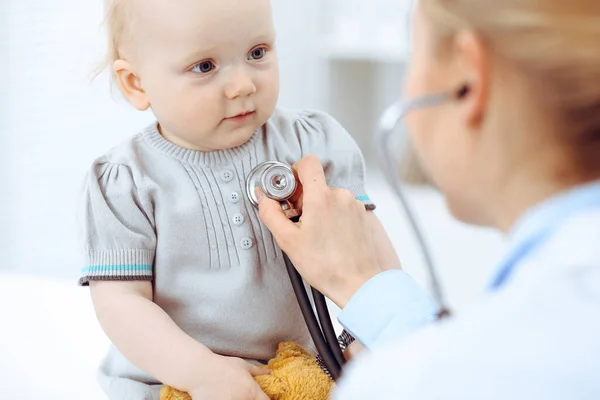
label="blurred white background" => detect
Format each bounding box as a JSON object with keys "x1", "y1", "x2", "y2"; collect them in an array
[{"x1": 1, "y1": 0, "x2": 505, "y2": 398}]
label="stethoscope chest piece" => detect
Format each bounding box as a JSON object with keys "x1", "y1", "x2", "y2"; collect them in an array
[{"x1": 246, "y1": 161, "x2": 299, "y2": 217}]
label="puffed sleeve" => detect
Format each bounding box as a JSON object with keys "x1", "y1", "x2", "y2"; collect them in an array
[
  {"x1": 295, "y1": 110, "x2": 376, "y2": 210},
  {"x1": 78, "y1": 158, "x2": 156, "y2": 286}
]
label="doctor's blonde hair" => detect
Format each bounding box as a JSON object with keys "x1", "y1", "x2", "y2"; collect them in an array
[{"x1": 421, "y1": 0, "x2": 600, "y2": 174}]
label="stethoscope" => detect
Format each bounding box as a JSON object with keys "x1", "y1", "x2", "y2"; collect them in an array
[
  {"x1": 244, "y1": 91, "x2": 460, "y2": 381},
  {"x1": 245, "y1": 161, "x2": 347, "y2": 380}
]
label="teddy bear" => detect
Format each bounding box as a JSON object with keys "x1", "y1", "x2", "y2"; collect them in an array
[{"x1": 159, "y1": 341, "x2": 335, "y2": 400}]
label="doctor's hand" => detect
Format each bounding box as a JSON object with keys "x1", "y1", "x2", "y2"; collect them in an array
[{"x1": 256, "y1": 155, "x2": 386, "y2": 308}]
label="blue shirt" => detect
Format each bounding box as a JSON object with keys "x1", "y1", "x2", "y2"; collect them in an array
[{"x1": 335, "y1": 181, "x2": 600, "y2": 399}]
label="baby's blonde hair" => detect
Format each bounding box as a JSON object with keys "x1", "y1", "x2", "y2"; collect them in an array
[
  {"x1": 93, "y1": 0, "x2": 135, "y2": 84},
  {"x1": 421, "y1": 0, "x2": 600, "y2": 172}
]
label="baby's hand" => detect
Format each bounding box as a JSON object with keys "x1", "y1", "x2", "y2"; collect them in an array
[{"x1": 189, "y1": 356, "x2": 270, "y2": 400}]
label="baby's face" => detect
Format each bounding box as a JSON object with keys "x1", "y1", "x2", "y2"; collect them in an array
[{"x1": 125, "y1": 0, "x2": 279, "y2": 151}]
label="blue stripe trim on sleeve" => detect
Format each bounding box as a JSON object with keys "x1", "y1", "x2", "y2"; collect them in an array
[
  {"x1": 355, "y1": 195, "x2": 371, "y2": 202},
  {"x1": 81, "y1": 264, "x2": 153, "y2": 273}
]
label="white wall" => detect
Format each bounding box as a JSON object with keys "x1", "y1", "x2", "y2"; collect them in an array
[
  {"x1": 272, "y1": 0, "x2": 326, "y2": 110},
  {"x1": 5, "y1": 1, "x2": 150, "y2": 278},
  {"x1": 1, "y1": 2, "x2": 12, "y2": 271}
]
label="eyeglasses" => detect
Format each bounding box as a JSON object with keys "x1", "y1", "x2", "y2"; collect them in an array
[{"x1": 374, "y1": 85, "x2": 469, "y2": 319}]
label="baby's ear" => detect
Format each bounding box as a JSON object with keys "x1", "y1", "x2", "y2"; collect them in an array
[{"x1": 113, "y1": 59, "x2": 150, "y2": 111}]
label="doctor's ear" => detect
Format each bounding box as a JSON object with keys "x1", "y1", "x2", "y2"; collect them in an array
[
  {"x1": 113, "y1": 59, "x2": 151, "y2": 111},
  {"x1": 453, "y1": 30, "x2": 489, "y2": 127}
]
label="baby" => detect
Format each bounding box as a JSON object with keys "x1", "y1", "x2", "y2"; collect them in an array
[{"x1": 79, "y1": 0, "x2": 399, "y2": 399}]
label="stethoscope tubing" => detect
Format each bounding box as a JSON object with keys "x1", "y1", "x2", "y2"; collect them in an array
[
  {"x1": 281, "y1": 250, "x2": 344, "y2": 380},
  {"x1": 311, "y1": 286, "x2": 347, "y2": 368}
]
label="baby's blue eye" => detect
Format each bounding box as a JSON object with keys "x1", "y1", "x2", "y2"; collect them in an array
[
  {"x1": 249, "y1": 47, "x2": 266, "y2": 60},
  {"x1": 192, "y1": 61, "x2": 215, "y2": 73}
]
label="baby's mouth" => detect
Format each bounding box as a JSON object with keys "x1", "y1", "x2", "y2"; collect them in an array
[{"x1": 225, "y1": 110, "x2": 256, "y2": 121}]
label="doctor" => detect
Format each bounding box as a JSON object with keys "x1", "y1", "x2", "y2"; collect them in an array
[{"x1": 257, "y1": 0, "x2": 600, "y2": 398}]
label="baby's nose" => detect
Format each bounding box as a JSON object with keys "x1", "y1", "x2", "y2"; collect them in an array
[{"x1": 224, "y1": 68, "x2": 257, "y2": 99}]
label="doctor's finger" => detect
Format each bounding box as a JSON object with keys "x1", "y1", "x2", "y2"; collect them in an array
[
  {"x1": 257, "y1": 190, "x2": 298, "y2": 245},
  {"x1": 293, "y1": 155, "x2": 328, "y2": 193}
]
